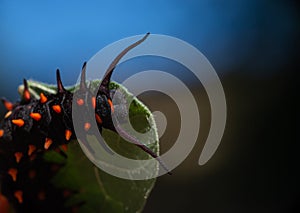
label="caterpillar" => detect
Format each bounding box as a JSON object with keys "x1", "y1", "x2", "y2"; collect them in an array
[{"x1": 0, "y1": 33, "x2": 170, "y2": 212}]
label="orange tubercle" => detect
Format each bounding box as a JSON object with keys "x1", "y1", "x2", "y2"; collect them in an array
[
  {"x1": 44, "y1": 138, "x2": 53, "y2": 149},
  {"x1": 11, "y1": 119, "x2": 25, "y2": 127},
  {"x1": 107, "y1": 99, "x2": 114, "y2": 113},
  {"x1": 0, "y1": 129, "x2": 4, "y2": 138},
  {"x1": 95, "y1": 114, "x2": 102, "y2": 124},
  {"x1": 52, "y1": 105, "x2": 62, "y2": 113},
  {"x1": 65, "y1": 129, "x2": 72, "y2": 141},
  {"x1": 14, "y1": 152, "x2": 23, "y2": 163},
  {"x1": 24, "y1": 90, "x2": 31, "y2": 101},
  {"x1": 30, "y1": 112, "x2": 42, "y2": 121},
  {"x1": 14, "y1": 190, "x2": 23, "y2": 204},
  {"x1": 8, "y1": 168, "x2": 18, "y2": 182},
  {"x1": 3, "y1": 100, "x2": 13, "y2": 111},
  {"x1": 28, "y1": 145, "x2": 36, "y2": 156},
  {"x1": 40, "y1": 93, "x2": 48, "y2": 103}
]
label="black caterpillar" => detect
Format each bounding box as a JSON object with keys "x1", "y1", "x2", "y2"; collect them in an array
[{"x1": 0, "y1": 33, "x2": 170, "y2": 212}]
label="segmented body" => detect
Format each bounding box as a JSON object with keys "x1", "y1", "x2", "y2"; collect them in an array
[
  {"x1": 0, "y1": 33, "x2": 169, "y2": 212},
  {"x1": 0, "y1": 64, "x2": 110, "y2": 211}
]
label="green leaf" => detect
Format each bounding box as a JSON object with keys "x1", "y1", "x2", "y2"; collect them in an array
[{"x1": 24, "y1": 80, "x2": 159, "y2": 213}]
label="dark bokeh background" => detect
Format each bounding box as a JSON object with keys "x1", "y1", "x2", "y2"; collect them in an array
[{"x1": 0, "y1": 0, "x2": 298, "y2": 212}]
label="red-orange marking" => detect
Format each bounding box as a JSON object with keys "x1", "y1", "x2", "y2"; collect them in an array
[
  {"x1": 8, "y1": 168, "x2": 17, "y2": 182},
  {"x1": 24, "y1": 90, "x2": 31, "y2": 101},
  {"x1": 28, "y1": 145, "x2": 36, "y2": 156},
  {"x1": 52, "y1": 105, "x2": 62, "y2": 113},
  {"x1": 40, "y1": 93, "x2": 48, "y2": 103},
  {"x1": 44, "y1": 138, "x2": 53, "y2": 149},
  {"x1": 14, "y1": 190, "x2": 23, "y2": 204},
  {"x1": 14, "y1": 152, "x2": 23, "y2": 163},
  {"x1": 12, "y1": 119, "x2": 24, "y2": 127},
  {"x1": 107, "y1": 99, "x2": 114, "y2": 113},
  {"x1": 65, "y1": 129, "x2": 72, "y2": 141},
  {"x1": 3, "y1": 100, "x2": 13, "y2": 111},
  {"x1": 30, "y1": 112, "x2": 42, "y2": 121},
  {"x1": 95, "y1": 114, "x2": 102, "y2": 124}
]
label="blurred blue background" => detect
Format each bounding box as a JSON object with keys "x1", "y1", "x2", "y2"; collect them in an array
[
  {"x1": 0, "y1": 0, "x2": 298, "y2": 212},
  {"x1": 0, "y1": 0, "x2": 298, "y2": 99}
]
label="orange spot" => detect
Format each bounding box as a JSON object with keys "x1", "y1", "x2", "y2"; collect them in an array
[
  {"x1": 8, "y1": 168, "x2": 17, "y2": 182},
  {"x1": 4, "y1": 111, "x2": 12, "y2": 118},
  {"x1": 3, "y1": 100, "x2": 13, "y2": 111},
  {"x1": 28, "y1": 170, "x2": 36, "y2": 179},
  {"x1": 28, "y1": 145, "x2": 36, "y2": 156},
  {"x1": 44, "y1": 138, "x2": 53, "y2": 149},
  {"x1": 24, "y1": 90, "x2": 31, "y2": 101},
  {"x1": 40, "y1": 93, "x2": 48, "y2": 103},
  {"x1": 76, "y1": 98, "x2": 84, "y2": 106},
  {"x1": 14, "y1": 190, "x2": 23, "y2": 204},
  {"x1": 84, "y1": 122, "x2": 91, "y2": 131},
  {"x1": 0, "y1": 129, "x2": 4, "y2": 138},
  {"x1": 14, "y1": 152, "x2": 23, "y2": 163},
  {"x1": 30, "y1": 112, "x2": 42, "y2": 121},
  {"x1": 107, "y1": 99, "x2": 114, "y2": 113},
  {"x1": 12, "y1": 119, "x2": 24, "y2": 127},
  {"x1": 95, "y1": 114, "x2": 102, "y2": 124},
  {"x1": 60, "y1": 144, "x2": 68, "y2": 152},
  {"x1": 65, "y1": 129, "x2": 72, "y2": 141},
  {"x1": 91, "y1": 97, "x2": 96, "y2": 109},
  {"x1": 52, "y1": 105, "x2": 61, "y2": 113}
]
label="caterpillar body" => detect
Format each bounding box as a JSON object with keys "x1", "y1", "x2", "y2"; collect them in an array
[{"x1": 0, "y1": 33, "x2": 170, "y2": 212}]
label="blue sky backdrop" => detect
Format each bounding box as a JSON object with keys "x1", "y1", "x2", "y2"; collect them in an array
[{"x1": 0, "y1": 0, "x2": 298, "y2": 100}]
